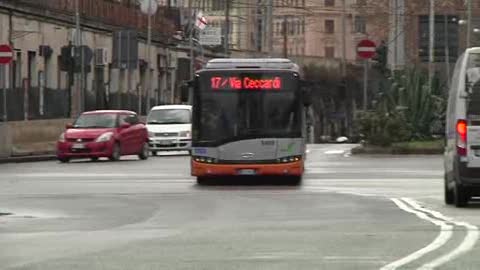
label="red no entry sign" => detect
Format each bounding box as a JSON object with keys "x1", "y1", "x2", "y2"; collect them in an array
[
  {"x1": 357, "y1": 39, "x2": 376, "y2": 59},
  {"x1": 0, "y1": 44, "x2": 13, "y2": 65}
]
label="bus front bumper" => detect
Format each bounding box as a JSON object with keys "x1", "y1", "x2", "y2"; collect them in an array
[{"x1": 191, "y1": 160, "x2": 304, "y2": 177}]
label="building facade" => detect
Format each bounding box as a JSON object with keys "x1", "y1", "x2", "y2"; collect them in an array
[{"x1": 0, "y1": 0, "x2": 181, "y2": 121}]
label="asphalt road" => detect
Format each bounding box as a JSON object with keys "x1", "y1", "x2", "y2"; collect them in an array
[{"x1": 0, "y1": 144, "x2": 479, "y2": 270}]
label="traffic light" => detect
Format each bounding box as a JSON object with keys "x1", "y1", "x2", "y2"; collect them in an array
[{"x1": 373, "y1": 41, "x2": 388, "y2": 73}]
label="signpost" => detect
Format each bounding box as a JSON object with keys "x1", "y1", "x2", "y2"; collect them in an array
[
  {"x1": 140, "y1": 0, "x2": 158, "y2": 113},
  {"x1": 357, "y1": 39, "x2": 376, "y2": 111},
  {"x1": 199, "y1": 27, "x2": 222, "y2": 46},
  {"x1": 0, "y1": 44, "x2": 13, "y2": 122}
]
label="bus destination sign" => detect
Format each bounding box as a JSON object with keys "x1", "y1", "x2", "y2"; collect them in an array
[{"x1": 210, "y1": 76, "x2": 282, "y2": 90}]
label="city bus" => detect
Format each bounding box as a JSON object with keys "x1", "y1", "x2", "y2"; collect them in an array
[{"x1": 182, "y1": 58, "x2": 310, "y2": 185}]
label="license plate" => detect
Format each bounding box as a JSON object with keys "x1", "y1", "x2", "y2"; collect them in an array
[
  {"x1": 72, "y1": 143, "x2": 85, "y2": 149},
  {"x1": 158, "y1": 140, "x2": 174, "y2": 146},
  {"x1": 237, "y1": 169, "x2": 256, "y2": 176}
]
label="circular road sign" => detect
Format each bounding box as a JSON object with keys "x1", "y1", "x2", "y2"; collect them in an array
[
  {"x1": 0, "y1": 44, "x2": 13, "y2": 65},
  {"x1": 140, "y1": 0, "x2": 158, "y2": 16},
  {"x1": 357, "y1": 39, "x2": 377, "y2": 59}
]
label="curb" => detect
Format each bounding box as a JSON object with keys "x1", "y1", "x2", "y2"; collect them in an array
[
  {"x1": 351, "y1": 145, "x2": 443, "y2": 155},
  {"x1": 0, "y1": 153, "x2": 57, "y2": 164}
]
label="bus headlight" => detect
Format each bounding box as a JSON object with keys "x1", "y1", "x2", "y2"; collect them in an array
[
  {"x1": 277, "y1": 156, "x2": 302, "y2": 163},
  {"x1": 193, "y1": 156, "x2": 217, "y2": 163}
]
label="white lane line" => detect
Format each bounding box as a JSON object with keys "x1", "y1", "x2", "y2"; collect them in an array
[
  {"x1": 0, "y1": 173, "x2": 190, "y2": 178},
  {"x1": 401, "y1": 198, "x2": 479, "y2": 270},
  {"x1": 379, "y1": 198, "x2": 453, "y2": 270},
  {"x1": 324, "y1": 150, "x2": 346, "y2": 155}
]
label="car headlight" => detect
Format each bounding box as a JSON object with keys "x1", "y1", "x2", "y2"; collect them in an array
[
  {"x1": 148, "y1": 131, "x2": 155, "y2": 137},
  {"x1": 59, "y1": 132, "x2": 66, "y2": 142},
  {"x1": 179, "y1": 130, "x2": 191, "y2": 138},
  {"x1": 95, "y1": 132, "x2": 114, "y2": 142}
]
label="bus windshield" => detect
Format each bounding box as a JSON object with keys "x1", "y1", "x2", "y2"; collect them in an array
[{"x1": 194, "y1": 71, "x2": 302, "y2": 146}]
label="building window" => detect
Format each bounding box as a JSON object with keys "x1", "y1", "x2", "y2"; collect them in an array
[
  {"x1": 356, "y1": 0, "x2": 366, "y2": 6},
  {"x1": 212, "y1": 0, "x2": 225, "y2": 11},
  {"x1": 418, "y1": 15, "x2": 459, "y2": 62},
  {"x1": 355, "y1": 16, "x2": 366, "y2": 33},
  {"x1": 325, "y1": 46, "x2": 335, "y2": 58},
  {"x1": 325, "y1": 19, "x2": 335, "y2": 34},
  {"x1": 325, "y1": 0, "x2": 335, "y2": 7}
]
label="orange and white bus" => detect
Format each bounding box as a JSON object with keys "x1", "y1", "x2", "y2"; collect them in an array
[{"x1": 185, "y1": 58, "x2": 309, "y2": 185}]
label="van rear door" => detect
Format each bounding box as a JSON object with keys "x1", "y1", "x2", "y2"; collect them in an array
[{"x1": 467, "y1": 121, "x2": 480, "y2": 168}]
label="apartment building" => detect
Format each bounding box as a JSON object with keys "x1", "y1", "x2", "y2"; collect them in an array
[{"x1": 0, "y1": 0, "x2": 181, "y2": 121}]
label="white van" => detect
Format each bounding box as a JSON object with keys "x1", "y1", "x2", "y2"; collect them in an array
[
  {"x1": 445, "y1": 47, "x2": 480, "y2": 207},
  {"x1": 146, "y1": 105, "x2": 192, "y2": 155}
]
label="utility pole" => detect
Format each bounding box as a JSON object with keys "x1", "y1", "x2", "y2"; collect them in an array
[
  {"x1": 283, "y1": 15, "x2": 288, "y2": 58},
  {"x1": 146, "y1": 0, "x2": 152, "y2": 112},
  {"x1": 444, "y1": 14, "x2": 451, "y2": 87},
  {"x1": 267, "y1": 0, "x2": 274, "y2": 53},
  {"x1": 428, "y1": 0, "x2": 435, "y2": 90},
  {"x1": 74, "y1": 0, "x2": 81, "y2": 117},
  {"x1": 467, "y1": 0, "x2": 472, "y2": 48},
  {"x1": 188, "y1": 0, "x2": 194, "y2": 80},
  {"x1": 225, "y1": 0, "x2": 230, "y2": 56},
  {"x1": 341, "y1": 0, "x2": 347, "y2": 77}
]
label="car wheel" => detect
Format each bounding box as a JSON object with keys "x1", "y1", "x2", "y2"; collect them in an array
[
  {"x1": 454, "y1": 182, "x2": 469, "y2": 208},
  {"x1": 139, "y1": 142, "x2": 149, "y2": 160},
  {"x1": 91, "y1": 157, "x2": 99, "y2": 162},
  {"x1": 58, "y1": 157, "x2": 70, "y2": 163},
  {"x1": 444, "y1": 174, "x2": 454, "y2": 205},
  {"x1": 109, "y1": 143, "x2": 121, "y2": 161},
  {"x1": 151, "y1": 151, "x2": 157, "y2": 156}
]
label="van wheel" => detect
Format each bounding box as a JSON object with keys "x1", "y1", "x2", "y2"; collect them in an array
[
  {"x1": 454, "y1": 182, "x2": 469, "y2": 207},
  {"x1": 109, "y1": 143, "x2": 121, "y2": 161},
  {"x1": 444, "y1": 175, "x2": 454, "y2": 205}
]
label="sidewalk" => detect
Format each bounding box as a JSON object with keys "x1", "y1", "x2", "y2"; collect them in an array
[{"x1": 0, "y1": 141, "x2": 57, "y2": 164}]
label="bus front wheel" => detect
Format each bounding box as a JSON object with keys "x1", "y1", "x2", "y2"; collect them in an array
[
  {"x1": 197, "y1": 176, "x2": 210, "y2": 185},
  {"x1": 288, "y1": 176, "x2": 302, "y2": 186}
]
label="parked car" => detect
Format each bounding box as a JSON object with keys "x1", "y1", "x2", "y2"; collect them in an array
[
  {"x1": 445, "y1": 47, "x2": 480, "y2": 207},
  {"x1": 146, "y1": 105, "x2": 192, "y2": 155},
  {"x1": 56, "y1": 110, "x2": 149, "y2": 162}
]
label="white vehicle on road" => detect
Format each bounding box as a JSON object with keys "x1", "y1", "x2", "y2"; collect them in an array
[
  {"x1": 146, "y1": 105, "x2": 192, "y2": 155},
  {"x1": 445, "y1": 47, "x2": 480, "y2": 207}
]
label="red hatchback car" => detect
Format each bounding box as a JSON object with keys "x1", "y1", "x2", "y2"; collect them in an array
[{"x1": 57, "y1": 110, "x2": 149, "y2": 162}]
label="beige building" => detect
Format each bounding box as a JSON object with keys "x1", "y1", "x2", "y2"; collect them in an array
[
  {"x1": 303, "y1": 0, "x2": 387, "y2": 61},
  {"x1": 271, "y1": 0, "x2": 306, "y2": 57}
]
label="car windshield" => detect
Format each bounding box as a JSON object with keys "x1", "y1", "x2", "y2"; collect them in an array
[
  {"x1": 73, "y1": 113, "x2": 117, "y2": 128},
  {"x1": 147, "y1": 109, "x2": 191, "y2": 124}
]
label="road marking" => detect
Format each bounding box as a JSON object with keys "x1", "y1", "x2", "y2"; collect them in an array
[
  {"x1": 0, "y1": 173, "x2": 190, "y2": 178},
  {"x1": 324, "y1": 150, "x2": 346, "y2": 155},
  {"x1": 380, "y1": 198, "x2": 453, "y2": 270},
  {"x1": 402, "y1": 198, "x2": 479, "y2": 270}
]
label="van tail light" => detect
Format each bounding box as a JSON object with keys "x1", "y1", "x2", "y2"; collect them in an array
[{"x1": 457, "y1": 119, "x2": 467, "y2": 156}]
